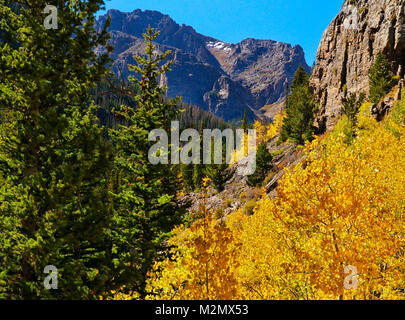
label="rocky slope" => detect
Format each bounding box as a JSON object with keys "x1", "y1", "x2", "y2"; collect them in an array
[
  {"x1": 95, "y1": 9, "x2": 310, "y2": 122},
  {"x1": 310, "y1": 0, "x2": 405, "y2": 131}
]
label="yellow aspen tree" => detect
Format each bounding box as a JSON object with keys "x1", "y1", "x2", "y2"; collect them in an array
[{"x1": 146, "y1": 205, "x2": 241, "y2": 300}]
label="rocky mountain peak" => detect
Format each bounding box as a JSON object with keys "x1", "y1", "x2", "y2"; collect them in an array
[{"x1": 96, "y1": 9, "x2": 311, "y2": 122}]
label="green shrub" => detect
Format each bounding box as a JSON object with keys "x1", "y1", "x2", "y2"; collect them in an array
[
  {"x1": 243, "y1": 200, "x2": 257, "y2": 215},
  {"x1": 391, "y1": 92, "x2": 405, "y2": 125}
]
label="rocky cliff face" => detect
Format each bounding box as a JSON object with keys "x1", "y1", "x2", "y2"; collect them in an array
[
  {"x1": 311, "y1": 0, "x2": 405, "y2": 131},
  {"x1": 96, "y1": 9, "x2": 310, "y2": 122}
]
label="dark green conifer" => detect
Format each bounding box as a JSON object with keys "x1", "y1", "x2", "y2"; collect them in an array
[
  {"x1": 0, "y1": 0, "x2": 114, "y2": 299},
  {"x1": 247, "y1": 142, "x2": 273, "y2": 187},
  {"x1": 369, "y1": 53, "x2": 396, "y2": 104},
  {"x1": 280, "y1": 65, "x2": 316, "y2": 145},
  {"x1": 109, "y1": 27, "x2": 185, "y2": 297},
  {"x1": 242, "y1": 107, "x2": 248, "y2": 132}
]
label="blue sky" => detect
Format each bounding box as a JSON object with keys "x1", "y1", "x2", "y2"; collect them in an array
[{"x1": 100, "y1": 0, "x2": 344, "y2": 65}]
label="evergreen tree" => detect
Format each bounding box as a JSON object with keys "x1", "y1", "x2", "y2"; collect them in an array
[
  {"x1": 284, "y1": 80, "x2": 290, "y2": 110},
  {"x1": 242, "y1": 107, "x2": 248, "y2": 132},
  {"x1": 341, "y1": 92, "x2": 366, "y2": 132},
  {"x1": 291, "y1": 65, "x2": 309, "y2": 90},
  {"x1": 109, "y1": 27, "x2": 185, "y2": 297},
  {"x1": 192, "y1": 122, "x2": 204, "y2": 190},
  {"x1": 247, "y1": 143, "x2": 273, "y2": 187},
  {"x1": 205, "y1": 138, "x2": 233, "y2": 192},
  {"x1": 280, "y1": 65, "x2": 316, "y2": 145},
  {"x1": 205, "y1": 163, "x2": 232, "y2": 192},
  {"x1": 0, "y1": 0, "x2": 114, "y2": 299},
  {"x1": 181, "y1": 163, "x2": 194, "y2": 190},
  {"x1": 369, "y1": 53, "x2": 396, "y2": 104},
  {"x1": 192, "y1": 163, "x2": 203, "y2": 191}
]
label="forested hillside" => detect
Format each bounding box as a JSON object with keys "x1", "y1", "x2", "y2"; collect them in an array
[{"x1": 90, "y1": 77, "x2": 231, "y2": 133}]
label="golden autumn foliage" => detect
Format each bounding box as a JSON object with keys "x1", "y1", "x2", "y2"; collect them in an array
[
  {"x1": 236, "y1": 121, "x2": 405, "y2": 300},
  {"x1": 229, "y1": 110, "x2": 284, "y2": 166},
  {"x1": 254, "y1": 110, "x2": 285, "y2": 144},
  {"x1": 146, "y1": 205, "x2": 241, "y2": 300},
  {"x1": 231, "y1": 132, "x2": 251, "y2": 165},
  {"x1": 145, "y1": 107, "x2": 405, "y2": 300}
]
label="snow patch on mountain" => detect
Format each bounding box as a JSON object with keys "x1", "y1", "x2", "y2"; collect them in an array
[{"x1": 206, "y1": 41, "x2": 232, "y2": 52}]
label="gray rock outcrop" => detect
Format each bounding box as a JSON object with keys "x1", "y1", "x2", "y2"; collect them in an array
[{"x1": 310, "y1": 0, "x2": 405, "y2": 131}]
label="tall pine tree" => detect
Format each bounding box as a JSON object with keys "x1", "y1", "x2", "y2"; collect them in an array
[
  {"x1": 192, "y1": 121, "x2": 204, "y2": 191},
  {"x1": 242, "y1": 107, "x2": 248, "y2": 132},
  {"x1": 280, "y1": 65, "x2": 316, "y2": 145},
  {"x1": 247, "y1": 142, "x2": 272, "y2": 187},
  {"x1": 109, "y1": 27, "x2": 185, "y2": 297},
  {"x1": 0, "y1": 0, "x2": 115, "y2": 299},
  {"x1": 369, "y1": 53, "x2": 396, "y2": 104}
]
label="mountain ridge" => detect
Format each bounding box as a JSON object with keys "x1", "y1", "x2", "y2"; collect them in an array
[{"x1": 95, "y1": 8, "x2": 311, "y2": 122}]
